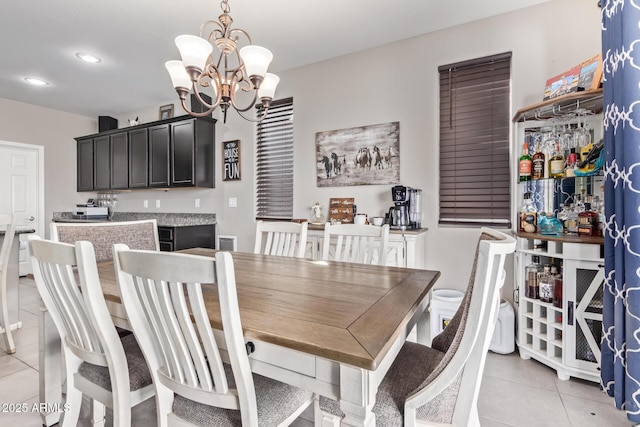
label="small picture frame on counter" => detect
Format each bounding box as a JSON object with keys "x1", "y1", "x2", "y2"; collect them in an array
[{"x1": 159, "y1": 104, "x2": 174, "y2": 120}]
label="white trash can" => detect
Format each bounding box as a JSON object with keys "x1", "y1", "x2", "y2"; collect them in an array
[
  {"x1": 429, "y1": 289, "x2": 464, "y2": 339},
  {"x1": 489, "y1": 299, "x2": 515, "y2": 354}
]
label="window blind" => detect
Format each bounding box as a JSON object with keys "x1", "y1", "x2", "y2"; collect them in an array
[
  {"x1": 256, "y1": 97, "x2": 294, "y2": 219},
  {"x1": 438, "y1": 52, "x2": 512, "y2": 227}
]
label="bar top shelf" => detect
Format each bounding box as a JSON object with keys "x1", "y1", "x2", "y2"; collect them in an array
[{"x1": 512, "y1": 89, "x2": 603, "y2": 123}]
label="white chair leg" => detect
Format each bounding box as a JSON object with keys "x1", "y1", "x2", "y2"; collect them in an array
[
  {"x1": 1, "y1": 285, "x2": 15, "y2": 354},
  {"x1": 155, "y1": 385, "x2": 174, "y2": 427},
  {"x1": 314, "y1": 397, "x2": 341, "y2": 427},
  {"x1": 90, "y1": 399, "x2": 106, "y2": 427},
  {"x1": 61, "y1": 387, "x2": 83, "y2": 427}
]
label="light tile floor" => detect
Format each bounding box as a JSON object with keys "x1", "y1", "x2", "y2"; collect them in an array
[{"x1": 0, "y1": 277, "x2": 632, "y2": 426}]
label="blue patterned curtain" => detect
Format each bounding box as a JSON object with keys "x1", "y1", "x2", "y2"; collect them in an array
[{"x1": 601, "y1": 1, "x2": 640, "y2": 422}]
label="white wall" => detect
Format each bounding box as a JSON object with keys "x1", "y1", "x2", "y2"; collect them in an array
[
  {"x1": 0, "y1": 0, "x2": 601, "y2": 300},
  {"x1": 0, "y1": 98, "x2": 95, "y2": 236}
]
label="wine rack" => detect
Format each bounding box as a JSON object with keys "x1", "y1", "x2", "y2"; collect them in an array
[{"x1": 516, "y1": 235, "x2": 603, "y2": 382}]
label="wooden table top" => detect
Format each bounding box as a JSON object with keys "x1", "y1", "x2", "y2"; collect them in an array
[{"x1": 99, "y1": 248, "x2": 440, "y2": 370}]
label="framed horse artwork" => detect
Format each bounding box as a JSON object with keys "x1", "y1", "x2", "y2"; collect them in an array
[{"x1": 315, "y1": 121, "x2": 400, "y2": 187}]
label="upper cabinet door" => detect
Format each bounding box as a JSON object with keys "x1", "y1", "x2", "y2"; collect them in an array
[
  {"x1": 171, "y1": 119, "x2": 196, "y2": 186},
  {"x1": 77, "y1": 138, "x2": 94, "y2": 191},
  {"x1": 148, "y1": 124, "x2": 170, "y2": 187},
  {"x1": 129, "y1": 128, "x2": 148, "y2": 188},
  {"x1": 93, "y1": 135, "x2": 111, "y2": 190},
  {"x1": 110, "y1": 131, "x2": 129, "y2": 189}
]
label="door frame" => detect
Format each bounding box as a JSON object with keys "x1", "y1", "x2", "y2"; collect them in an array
[{"x1": 0, "y1": 140, "x2": 45, "y2": 274}]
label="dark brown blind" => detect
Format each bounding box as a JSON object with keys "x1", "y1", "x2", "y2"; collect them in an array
[
  {"x1": 256, "y1": 97, "x2": 294, "y2": 219},
  {"x1": 438, "y1": 53, "x2": 512, "y2": 227}
]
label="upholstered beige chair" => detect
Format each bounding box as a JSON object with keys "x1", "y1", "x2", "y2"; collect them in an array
[
  {"x1": 321, "y1": 223, "x2": 390, "y2": 265},
  {"x1": 317, "y1": 227, "x2": 516, "y2": 426},
  {"x1": 0, "y1": 213, "x2": 17, "y2": 354},
  {"x1": 50, "y1": 219, "x2": 159, "y2": 261},
  {"x1": 254, "y1": 220, "x2": 309, "y2": 258},
  {"x1": 113, "y1": 245, "x2": 315, "y2": 426},
  {"x1": 29, "y1": 236, "x2": 154, "y2": 426}
]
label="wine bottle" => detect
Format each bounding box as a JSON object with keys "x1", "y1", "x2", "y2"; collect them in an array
[
  {"x1": 519, "y1": 142, "x2": 532, "y2": 182},
  {"x1": 532, "y1": 141, "x2": 545, "y2": 180}
]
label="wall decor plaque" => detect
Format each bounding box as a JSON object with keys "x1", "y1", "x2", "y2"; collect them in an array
[
  {"x1": 223, "y1": 140, "x2": 241, "y2": 181},
  {"x1": 316, "y1": 121, "x2": 400, "y2": 187}
]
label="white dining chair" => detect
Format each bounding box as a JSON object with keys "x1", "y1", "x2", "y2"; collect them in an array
[
  {"x1": 254, "y1": 220, "x2": 309, "y2": 258},
  {"x1": 0, "y1": 213, "x2": 17, "y2": 354},
  {"x1": 50, "y1": 219, "x2": 160, "y2": 261},
  {"x1": 113, "y1": 245, "x2": 315, "y2": 427},
  {"x1": 28, "y1": 236, "x2": 154, "y2": 426},
  {"x1": 317, "y1": 227, "x2": 516, "y2": 426},
  {"x1": 321, "y1": 223, "x2": 390, "y2": 265}
]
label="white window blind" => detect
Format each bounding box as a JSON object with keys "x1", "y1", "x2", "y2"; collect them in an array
[
  {"x1": 438, "y1": 52, "x2": 512, "y2": 227},
  {"x1": 256, "y1": 97, "x2": 294, "y2": 219}
]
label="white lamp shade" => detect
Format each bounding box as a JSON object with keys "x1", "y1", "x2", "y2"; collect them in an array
[
  {"x1": 258, "y1": 73, "x2": 279, "y2": 100},
  {"x1": 175, "y1": 35, "x2": 212, "y2": 71},
  {"x1": 239, "y1": 45, "x2": 273, "y2": 78},
  {"x1": 165, "y1": 60, "x2": 192, "y2": 89}
]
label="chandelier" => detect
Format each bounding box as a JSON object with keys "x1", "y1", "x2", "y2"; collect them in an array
[{"x1": 165, "y1": 0, "x2": 279, "y2": 122}]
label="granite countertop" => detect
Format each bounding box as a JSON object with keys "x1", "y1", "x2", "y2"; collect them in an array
[
  {"x1": 52, "y1": 212, "x2": 216, "y2": 227},
  {"x1": 1, "y1": 229, "x2": 36, "y2": 236}
]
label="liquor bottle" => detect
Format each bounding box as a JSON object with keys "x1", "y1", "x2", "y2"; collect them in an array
[
  {"x1": 565, "y1": 148, "x2": 578, "y2": 177},
  {"x1": 532, "y1": 141, "x2": 545, "y2": 180},
  {"x1": 578, "y1": 202, "x2": 599, "y2": 236},
  {"x1": 525, "y1": 256, "x2": 542, "y2": 299},
  {"x1": 556, "y1": 204, "x2": 569, "y2": 234},
  {"x1": 553, "y1": 262, "x2": 563, "y2": 308},
  {"x1": 549, "y1": 142, "x2": 565, "y2": 178},
  {"x1": 519, "y1": 142, "x2": 532, "y2": 182},
  {"x1": 538, "y1": 264, "x2": 553, "y2": 303},
  {"x1": 519, "y1": 192, "x2": 537, "y2": 233},
  {"x1": 566, "y1": 203, "x2": 579, "y2": 235}
]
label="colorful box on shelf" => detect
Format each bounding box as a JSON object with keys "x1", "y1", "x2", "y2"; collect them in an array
[{"x1": 542, "y1": 54, "x2": 603, "y2": 101}]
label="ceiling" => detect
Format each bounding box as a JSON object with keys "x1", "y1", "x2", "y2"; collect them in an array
[{"x1": 0, "y1": 0, "x2": 550, "y2": 118}]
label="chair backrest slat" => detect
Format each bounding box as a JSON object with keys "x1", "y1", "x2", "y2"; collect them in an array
[
  {"x1": 322, "y1": 224, "x2": 390, "y2": 265},
  {"x1": 0, "y1": 214, "x2": 16, "y2": 273},
  {"x1": 254, "y1": 221, "x2": 308, "y2": 258},
  {"x1": 114, "y1": 247, "x2": 255, "y2": 420}
]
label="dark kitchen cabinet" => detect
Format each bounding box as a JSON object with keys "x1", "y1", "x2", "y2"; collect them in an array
[
  {"x1": 148, "y1": 124, "x2": 170, "y2": 187},
  {"x1": 110, "y1": 131, "x2": 129, "y2": 189},
  {"x1": 171, "y1": 118, "x2": 215, "y2": 187},
  {"x1": 75, "y1": 115, "x2": 215, "y2": 191},
  {"x1": 77, "y1": 138, "x2": 94, "y2": 191},
  {"x1": 158, "y1": 224, "x2": 215, "y2": 252},
  {"x1": 93, "y1": 135, "x2": 111, "y2": 190},
  {"x1": 128, "y1": 128, "x2": 148, "y2": 188}
]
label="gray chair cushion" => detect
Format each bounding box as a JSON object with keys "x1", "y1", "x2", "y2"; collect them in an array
[
  {"x1": 172, "y1": 363, "x2": 313, "y2": 426},
  {"x1": 78, "y1": 333, "x2": 152, "y2": 392},
  {"x1": 319, "y1": 342, "x2": 446, "y2": 426}
]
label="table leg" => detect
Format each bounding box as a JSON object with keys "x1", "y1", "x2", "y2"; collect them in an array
[
  {"x1": 338, "y1": 365, "x2": 375, "y2": 427},
  {"x1": 39, "y1": 306, "x2": 61, "y2": 427},
  {"x1": 416, "y1": 308, "x2": 431, "y2": 345}
]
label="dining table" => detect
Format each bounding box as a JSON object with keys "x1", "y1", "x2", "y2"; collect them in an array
[{"x1": 39, "y1": 248, "x2": 440, "y2": 427}]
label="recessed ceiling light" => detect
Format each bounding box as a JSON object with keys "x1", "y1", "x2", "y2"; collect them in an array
[
  {"x1": 24, "y1": 77, "x2": 49, "y2": 86},
  {"x1": 76, "y1": 52, "x2": 101, "y2": 63}
]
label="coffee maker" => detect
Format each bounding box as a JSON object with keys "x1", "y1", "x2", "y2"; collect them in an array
[{"x1": 387, "y1": 185, "x2": 422, "y2": 230}]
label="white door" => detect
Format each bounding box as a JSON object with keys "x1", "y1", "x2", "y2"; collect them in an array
[{"x1": 0, "y1": 141, "x2": 44, "y2": 275}]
